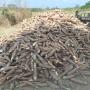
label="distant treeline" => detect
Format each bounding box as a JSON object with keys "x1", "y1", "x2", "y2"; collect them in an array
[
  {"x1": 81, "y1": 1, "x2": 90, "y2": 9},
  {"x1": 0, "y1": 1, "x2": 90, "y2": 12}
]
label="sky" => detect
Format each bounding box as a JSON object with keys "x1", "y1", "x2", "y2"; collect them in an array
[{"x1": 0, "y1": 0, "x2": 90, "y2": 8}]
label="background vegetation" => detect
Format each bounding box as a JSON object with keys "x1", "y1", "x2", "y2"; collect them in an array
[
  {"x1": 81, "y1": 1, "x2": 90, "y2": 9},
  {"x1": 0, "y1": 1, "x2": 90, "y2": 27}
]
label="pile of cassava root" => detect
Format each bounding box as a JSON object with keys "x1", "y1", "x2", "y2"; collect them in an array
[{"x1": 0, "y1": 10, "x2": 90, "y2": 88}]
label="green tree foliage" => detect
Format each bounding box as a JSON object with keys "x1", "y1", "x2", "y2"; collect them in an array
[{"x1": 81, "y1": 1, "x2": 90, "y2": 9}]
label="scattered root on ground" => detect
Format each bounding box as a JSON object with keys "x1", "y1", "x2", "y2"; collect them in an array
[{"x1": 0, "y1": 10, "x2": 90, "y2": 89}]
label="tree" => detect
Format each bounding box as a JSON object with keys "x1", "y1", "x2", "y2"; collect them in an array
[
  {"x1": 81, "y1": 1, "x2": 90, "y2": 9},
  {"x1": 85, "y1": 1, "x2": 90, "y2": 6}
]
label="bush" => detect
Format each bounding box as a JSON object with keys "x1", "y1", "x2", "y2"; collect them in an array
[
  {"x1": 13, "y1": 8, "x2": 32, "y2": 24},
  {"x1": 2, "y1": 8, "x2": 16, "y2": 25},
  {"x1": 1, "y1": 8, "x2": 32, "y2": 26}
]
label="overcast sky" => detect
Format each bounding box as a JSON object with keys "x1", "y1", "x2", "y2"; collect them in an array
[{"x1": 0, "y1": 0, "x2": 90, "y2": 8}]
